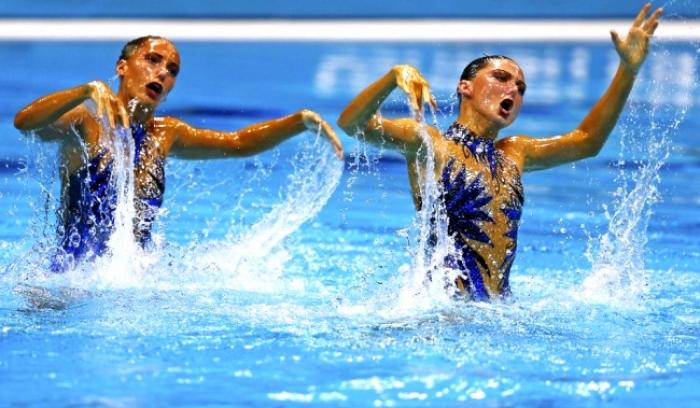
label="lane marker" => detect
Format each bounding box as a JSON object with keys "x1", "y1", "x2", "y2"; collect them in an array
[{"x1": 0, "y1": 19, "x2": 698, "y2": 42}]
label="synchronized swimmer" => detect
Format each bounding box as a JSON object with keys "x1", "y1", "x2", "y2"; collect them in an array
[
  {"x1": 14, "y1": 5, "x2": 662, "y2": 301},
  {"x1": 337, "y1": 4, "x2": 661, "y2": 300},
  {"x1": 14, "y1": 36, "x2": 343, "y2": 272}
]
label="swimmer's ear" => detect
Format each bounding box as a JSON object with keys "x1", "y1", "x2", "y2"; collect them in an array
[
  {"x1": 116, "y1": 59, "x2": 127, "y2": 77},
  {"x1": 458, "y1": 80, "x2": 472, "y2": 99}
]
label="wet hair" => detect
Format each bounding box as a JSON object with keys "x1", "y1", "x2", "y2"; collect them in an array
[
  {"x1": 457, "y1": 55, "x2": 518, "y2": 106},
  {"x1": 118, "y1": 35, "x2": 165, "y2": 62},
  {"x1": 460, "y1": 55, "x2": 515, "y2": 81}
]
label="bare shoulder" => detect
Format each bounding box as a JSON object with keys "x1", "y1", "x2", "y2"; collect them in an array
[
  {"x1": 153, "y1": 116, "x2": 191, "y2": 136},
  {"x1": 496, "y1": 135, "x2": 535, "y2": 171},
  {"x1": 155, "y1": 115, "x2": 186, "y2": 128}
]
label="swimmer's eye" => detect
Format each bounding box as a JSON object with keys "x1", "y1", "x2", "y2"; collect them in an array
[
  {"x1": 493, "y1": 71, "x2": 509, "y2": 81},
  {"x1": 517, "y1": 82, "x2": 527, "y2": 96},
  {"x1": 145, "y1": 53, "x2": 162, "y2": 64},
  {"x1": 167, "y1": 64, "x2": 180, "y2": 77}
]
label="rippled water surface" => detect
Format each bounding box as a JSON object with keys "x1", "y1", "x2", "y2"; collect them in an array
[{"x1": 1, "y1": 41, "x2": 699, "y2": 406}]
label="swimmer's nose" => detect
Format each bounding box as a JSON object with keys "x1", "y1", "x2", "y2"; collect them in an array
[
  {"x1": 157, "y1": 68, "x2": 168, "y2": 81},
  {"x1": 504, "y1": 82, "x2": 519, "y2": 97}
]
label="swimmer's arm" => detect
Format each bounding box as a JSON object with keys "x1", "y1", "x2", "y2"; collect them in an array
[
  {"x1": 168, "y1": 110, "x2": 343, "y2": 159},
  {"x1": 509, "y1": 65, "x2": 638, "y2": 171},
  {"x1": 509, "y1": 4, "x2": 662, "y2": 172},
  {"x1": 13, "y1": 81, "x2": 128, "y2": 140},
  {"x1": 337, "y1": 65, "x2": 438, "y2": 154}
]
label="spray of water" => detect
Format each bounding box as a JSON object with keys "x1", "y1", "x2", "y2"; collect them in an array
[
  {"x1": 343, "y1": 99, "x2": 462, "y2": 321},
  {"x1": 394, "y1": 122, "x2": 458, "y2": 313},
  {"x1": 581, "y1": 45, "x2": 697, "y2": 305},
  {"x1": 178, "y1": 129, "x2": 343, "y2": 293}
]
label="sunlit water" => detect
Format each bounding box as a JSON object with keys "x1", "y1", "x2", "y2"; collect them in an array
[{"x1": 1, "y1": 40, "x2": 699, "y2": 406}]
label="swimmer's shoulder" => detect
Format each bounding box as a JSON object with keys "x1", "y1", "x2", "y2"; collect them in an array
[
  {"x1": 497, "y1": 134, "x2": 535, "y2": 172},
  {"x1": 150, "y1": 116, "x2": 197, "y2": 152},
  {"x1": 152, "y1": 115, "x2": 192, "y2": 137}
]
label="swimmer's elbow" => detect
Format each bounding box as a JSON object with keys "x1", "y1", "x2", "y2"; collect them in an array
[
  {"x1": 13, "y1": 111, "x2": 30, "y2": 131},
  {"x1": 580, "y1": 136, "x2": 605, "y2": 159},
  {"x1": 336, "y1": 115, "x2": 356, "y2": 136},
  {"x1": 572, "y1": 129, "x2": 604, "y2": 160},
  {"x1": 584, "y1": 144, "x2": 604, "y2": 158}
]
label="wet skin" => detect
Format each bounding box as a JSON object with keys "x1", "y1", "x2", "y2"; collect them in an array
[
  {"x1": 14, "y1": 38, "x2": 343, "y2": 249},
  {"x1": 337, "y1": 4, "x2": 662, "y2": 298}
]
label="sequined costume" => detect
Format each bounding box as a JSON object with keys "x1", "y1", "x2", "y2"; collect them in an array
[
  {"x1": 51, "y1": 124, "x2": 165, "y2": 272},
  {"x1": 438, "y1": 123, "x2": 524, "y2": 300}
]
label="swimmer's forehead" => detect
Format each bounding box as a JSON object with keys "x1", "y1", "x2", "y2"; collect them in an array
[
  {"x1": 135, "y1": 38, "x2": 181, "y2": 66},
  {"x1": 481, "y1": 59, "x2": 525, "y2": 82}
]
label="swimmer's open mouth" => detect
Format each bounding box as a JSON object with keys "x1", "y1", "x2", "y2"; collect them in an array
[
  {"x1": 146, "y1": 82, "x2": 163, "y2": 99},
  {"x1": 499, "y1": 98, "x2": 514, "y2": 118},
  {"x1": 500, "y1": 98, "x2": 514, "y2": 112}
]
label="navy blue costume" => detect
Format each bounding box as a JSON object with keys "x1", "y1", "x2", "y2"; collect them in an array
[
  {"x1": 51, "y1": 124, "x2": 165, "y2": 272},
  {"x1": 438, "y1": 123, "x2": 524, "y2": 300}
]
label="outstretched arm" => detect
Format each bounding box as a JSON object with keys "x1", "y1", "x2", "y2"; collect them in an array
[
  {"x1": 507, "y1": 4, "x2": 662, "y2": 171},
  {"x1": 169, "y1": 109, "x2": 343, "y2": 159},
  {"x1": 14, "y1": 81, "x2": 129, "y2": 140},
  {"x1": 337, "y1": 64, "x2": 439, "y2": 155}
]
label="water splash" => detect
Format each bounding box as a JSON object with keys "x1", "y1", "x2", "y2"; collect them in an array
[
  {"x1": 353, "y1": 102, "x2": 462, "y2": 319},
  {"x1": 395, "y1": 124, "x2": 456, "y2": 312},
  {"x1": 177, "y1": 130, "x2": 343, "y2": 292},
  {"x1": 581, "y1": 47, "x2": 697, "y2": 305}
]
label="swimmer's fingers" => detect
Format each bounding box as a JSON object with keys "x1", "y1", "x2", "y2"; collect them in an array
[
  {"x1": 411, "y1": 82, "x2": 424, "y2": 121},
  {"x1": 643, "y1": 7, "x2": 663, "y2": 35},
  {"x1": 100, "y1": 95, "x2": 116, "y2": 129},
  {"x1": 88, "y1": 80, "x2": 118, "y2": 129},
  {"x1": 421, "y1": 83, "x2": 438, "y2": 112},
  {"x1": 112, "y1": 95, "x2": 129, "y2": 129},
  {"x1": 610, "y1": 30, "x2": 623, "y2": 55},
  {"x1": 301, "y1": 109, "x2": 344, "y2": 159},
  {"x1": 93, "y1": 92, "x2": 106, "y2": 124},
  {"x1": 632, "y1": 3, "x2": 651, "y2": 28},
  {"x1": 320, "y1": 121, "x2": 344, "y2": 160},
  {"x1": 118, "y1": 101, "x2": 130, "y2": 129},
  {"x1": 393, "y1": 64, "x2": 431, "y2": 120},
  {"x1": 104, "y1": 96, "x2": 118, "y2": 129},
  {"x1": 395, "y1": 78, "x2": 421, "y2": 117},
  {"x1": 88, "y1": 82, "x2": 106, "y2": 123}
]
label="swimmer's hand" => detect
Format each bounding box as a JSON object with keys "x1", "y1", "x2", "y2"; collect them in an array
[
  {"x1": 300, "y1": 109, "x2": 344, "y2": 160},
  {"x1": 391, "y1": 64, "x2": 438, "y2": 121},
  {"x1": 86, "y1": 80, "x2": 130, "y2": 129},
  {"x1": 611, "y1": 3, "x2": 662, "y2": 73}
]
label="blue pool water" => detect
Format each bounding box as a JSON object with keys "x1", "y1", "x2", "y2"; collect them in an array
[{"x1": 1, "y1": 41, "x2": 699, "y2": 406}]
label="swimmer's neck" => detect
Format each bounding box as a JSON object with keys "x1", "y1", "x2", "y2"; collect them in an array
[
  {"x1": 456, "y1": 104, "x2": 501, "y2": 141},
  {"x1": 117, "y1": 90, "x2": 156, "y2": 126}
]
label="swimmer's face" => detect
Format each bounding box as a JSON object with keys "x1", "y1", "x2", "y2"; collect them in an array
[
  {"x1": 460, "y1": 59, "x2": 526, "y2": 129},
  {"x1": 116, "y1": 38, "x2": 180, "y2": 109}
]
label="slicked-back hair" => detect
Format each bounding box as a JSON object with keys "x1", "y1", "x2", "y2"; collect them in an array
[
  {"x1": 118, "y1": 35, "x2": 165, "y2": 62},
  {"x1": 457, "y1": 55, "x2": 517, "y2": 107},
  {"x1": 460, "y1": 55, "x2": 515, "y2": 81}
]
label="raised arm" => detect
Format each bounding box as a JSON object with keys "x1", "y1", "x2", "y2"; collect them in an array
[
  {"x1": 14, "y1": 81, "x2": 128, "y2": 140},
  {"x1": 337, "y1": 64, "x2": 439, "y2": 155},
  {"x1": 508, "y1": 4, "x2": 662, "y2": 171},
  {"x1": 169, "y1": 109, "x2": 343, "y2": 160}
]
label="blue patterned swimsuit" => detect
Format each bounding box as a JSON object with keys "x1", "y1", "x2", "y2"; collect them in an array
[
  {"x1": 51, "y1": 124, "x2": 165, "y2": 272},
  {"x1": 438, "y1": 123, "x2": 524, "y2": 300}
]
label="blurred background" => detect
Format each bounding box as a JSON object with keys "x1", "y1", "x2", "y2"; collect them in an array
[{"x1": 0, "y1": 0, "x2": 698, "y2": 18}]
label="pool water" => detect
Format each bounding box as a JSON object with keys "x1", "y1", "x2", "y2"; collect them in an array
[{"x1": 1, "y1": 41, "x2": 699, "y2": 406}]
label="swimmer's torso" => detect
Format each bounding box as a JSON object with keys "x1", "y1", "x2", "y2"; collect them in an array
[
  {"x1": 55, "y1": 114, "x2": 176, "y2": 269},
  {"x1": 409, "y1": 122, "x2": 524, "y2": 300}
]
